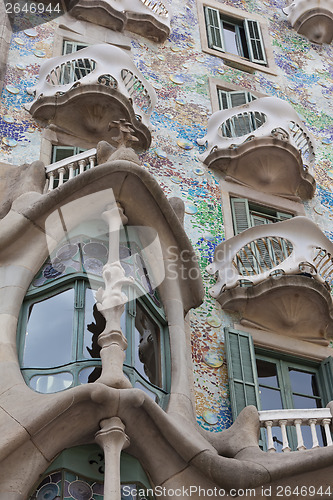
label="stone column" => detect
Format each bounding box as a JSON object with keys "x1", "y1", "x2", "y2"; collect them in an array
[
  {"x1": 95, "y1": 417, "x2": 130, "y2": 500},
  {"x1": 95, "y1": 202, "x2": 133, "y2": 388}
]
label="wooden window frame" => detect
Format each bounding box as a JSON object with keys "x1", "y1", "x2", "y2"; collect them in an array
[{"x1": 197, "y1": 0, "x2": 277, "y2": 75}]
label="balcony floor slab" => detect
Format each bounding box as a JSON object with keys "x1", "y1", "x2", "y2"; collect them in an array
[
  {"x1": 29, "y1": 85, "x2": 151, "y2": 150},
  {"x1": 218, "y1": 275, "x2": 333, "y2": 342},
  {"x1": 203, "y1": 137, "x2": 315, "y2": 201}
]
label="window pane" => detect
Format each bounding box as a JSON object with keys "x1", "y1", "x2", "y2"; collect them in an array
[
  {"x1": 256, "y1": 359, "x2": 279, "y2": 388},
  {"x1": 293, "y1": 395, "x2": 321, "y2": 409},
  {"x1": 301, "y1": 425, "x2": 324, "y2": 449},
  {"x1": 223, "y1": 22, "x2": 239, "y2": 55},
  {"x1": 259, "y1": 386, "x2": 283, "y2": 411},
  {"x1": 30, "y1": 372, "x2": 73, "y2": 393},
  {"x1": 83, "y1": 288, "x2": 102, "y2": 359},
  {"x1": 79, "y1": 366, "x2": 102, "y2": 384},
  {"x1": 289, "y1": 369, "x2": 319, "y2": 397},
  {"x1": 23, "y1": 289, "x2": 74, "y2": 368},
  {"x1": 134, "y1": 303, "x2": 161, "y2": 387}
]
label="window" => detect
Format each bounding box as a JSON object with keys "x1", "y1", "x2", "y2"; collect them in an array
[
  {"x1": 197, "y1": 0, "x2": 276, "y2": 75},
  {"x1": 218, "y1": 89, "x2": 256, "y2": 110},
  {"x1": 231, "y1": 197, "x2": 293, "y2": 235},
  {"x1": 205, "y1": 7, "x2": 266, "y2": 65},
  {"x1": 52, "y1": 145, "x2": 86, "y2": 164},
  {"x1": 18, "y1": 224, "x2": 170, "y2": 406},
  {"x1": 59, "y1": 40, "x2": 94, "y2": 86},
  {"x1": 225, "y1": 329, "x2": 333, "y2": 450},
  {"x1": 28, "y1": 445, "x2": 154, "y2": 500}
]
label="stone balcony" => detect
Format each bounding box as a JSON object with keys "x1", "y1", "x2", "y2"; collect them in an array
[
  {"x1": 283, "y1": 0, "x2": 333, "y2": 44},
  {"x1": 259, "y1": 408, "x2": 333, "y2": 452},
  {"x1": 26, "y1": 44, "x2": 156, "y2": 150},
  {"x1": 207, "y1": 216, "x2": 333, "y2": 340},
  {"x1": 197, "y1": 97, "x2": 316, "y2": 200},
  {"x1": 69, "y1": 0, "x2": 171, "y2": 42}
]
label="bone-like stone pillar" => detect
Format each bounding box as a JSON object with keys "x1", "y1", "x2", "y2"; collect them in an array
[
  {"x1": 95, "y1": 417, "x2": 130, "y2": 500},
  {"x1": 96, "y1": 202, "x2": 133, "y2": 388}
]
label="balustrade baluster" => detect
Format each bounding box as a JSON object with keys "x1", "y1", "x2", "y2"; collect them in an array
[
  {"x1": 89, "y1": 155, "x2": 96, "y2": 169},
  {"x1": 294, "y1": 419, "x2": 306, "y2": 450},
  {"x1": 322, "y1": 418, "x2": 333, "y2": 446},
  {"x1": 68, "y1": 163, "x2": 75, "y2": 180},
  {"x1": 48, "y1": 172, "x2": 54, "y2": 191},
  {"x1": 79, "y1": 159, "x2": 86, "y2": 174},
  {"x1": 308, "y1": 419, "x2": 319, "y2": 448},
  {"x1": 58, "y1": 167, "x2": 66, "y2": 187},
  {"x1": 264, "y1": 421, "x2": 276, "y2": 452},
  {"x1": 278, "y1": 420, "x2": 291, "y2": 452}
]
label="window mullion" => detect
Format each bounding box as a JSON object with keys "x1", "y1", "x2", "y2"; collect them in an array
[{"x1": 74, "y1": 280, "x2": 85, "y2": 362}]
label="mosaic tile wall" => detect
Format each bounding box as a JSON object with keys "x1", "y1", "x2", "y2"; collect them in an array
[{"x1": 0, "y1": 0, "x2": 332, "y2": 433}]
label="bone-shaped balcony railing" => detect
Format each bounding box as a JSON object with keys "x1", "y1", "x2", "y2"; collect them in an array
[
  {"x1": 137, "y1": 0, "x2": 169, "y2": 18},
  {"x1": 283, "y1": 0, "x2": 333, "y2": 44},
  {"x1": 28, "y1": 44, "x2": 156, "y2": 130},
  {"x1": 45, "y1": 149, "x2": 97, "y2": 191},
  {"x1": 198, "y1": 97, "x2": 316, "y2": 170},
  {"x1": 259, "y1": 408, "x2": 333, "y2": 452},
  {"x1": 207, "y1": 216, "x2": 333, "y2": 297}
]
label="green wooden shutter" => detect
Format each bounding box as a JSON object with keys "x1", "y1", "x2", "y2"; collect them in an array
[
  {"x1": 218, "y1": 90, "x2": 256, "y2": 111},
  {"x1": 204, "y1": 7, "x2": 224, "y2": 51},
  {"x1": 231, "y1": 198, "x2": 251, "y2": 235},
  {"x1": 225, "y1": 328, "x2": 261, "y2": 419},
  {"x1": 318, "y1": 356, "x2": 333, "y2": 406},
  {"x1": 244, "y1": 19, "x2": 267, "y2": 65},
  {"x1": 276, "y1": 211, "x2": 293, "y2": 221}
]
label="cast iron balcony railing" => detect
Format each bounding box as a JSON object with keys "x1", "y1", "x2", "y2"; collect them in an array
[
  {"x1": 283, "y1": 0, "x2": 333, "y2": 44},
  {"x1": 207, "y1": 216, "x2": 333, "y2": 339},
  {"x1": 27, "y1": 44, "x2": 156, "y2": 150},
  {"x1": 69, "y1": 0, "x2": 171, "y2": 42},
  {"x1": 198, "y1": 97, "x2": 316, "y2": 200},
  {"x1": 259, "y1": 408, "x2": 333, "y2": 452}
]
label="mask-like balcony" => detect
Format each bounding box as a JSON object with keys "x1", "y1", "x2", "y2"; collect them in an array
[
  {"x1": 197, "y1": 97, "x2": 316, "y2": 200},
  {"x1": 26, "y1": 44, "x2": 156, "y2": 150},
  {"x1": 69, "y1": 0, "x2": 171, "y2": 42},
  {"x1": 283, "y1": 0, "x2": 333, "y2": 44},
  {"x1": 207, "y1": 216, "x2": 333, "y2": 341}
]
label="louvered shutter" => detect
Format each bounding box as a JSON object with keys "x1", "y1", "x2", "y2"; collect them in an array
[
  {"x1": 244, "y1": 19, "x2": 267, "y2": 65},
  {"x1": 225, "y1": 328, "x2": 261, "y2": 419},
  {"x1": 318, "y1": 357, "x2": 333, "y2": 406},
  {"x1": 204, "y1": 7, "x2": 224, "y2": 51},
  {"x1": 218, "y1": 89, "x2": 229, "y2": 110},
  {"x1": 250, "y1": 215, "x2": 272, "y2": 272},
  {"x1": 231, "y1": 198, "x2": 251, "y2": 235}
]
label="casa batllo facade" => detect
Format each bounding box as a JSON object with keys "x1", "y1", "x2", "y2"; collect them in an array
[{"x1": 0, "y1": 0, "x2": 333, "y2": 498}]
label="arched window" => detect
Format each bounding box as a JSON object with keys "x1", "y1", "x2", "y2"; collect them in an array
[
  {"x1": 17, "y1": 221, "x2": 170, "y2": 406},
  {"x1": 28, "y1": 445, "x2": 154, "y2": 500}
]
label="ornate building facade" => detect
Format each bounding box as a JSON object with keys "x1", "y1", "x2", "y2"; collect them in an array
[{"x1": 0, "y1": 0, "x2": 333, "y2": 498}]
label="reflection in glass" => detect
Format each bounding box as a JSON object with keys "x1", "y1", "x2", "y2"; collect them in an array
[
  {"x1": 301, "y1": 424, "x2": 324, "y2": 449},
  {"x1": 30, "y1": 372, "x2": 73, "y2": 393},
  {"x1": 23, "y1": 289, "x2": 74, "y2": 368},
  {"x1": 79, "y1": 366, "x2": 102, "y2": 385},
  {"x1": 135, "y1": 303, "x2": 161, "y2": 386},
  {"x1": 289, "y1": 368, "x2": 319, "y2": 397},
  {"x1": 84, "y1": 289, "x2": 102, "y2": 359},
  {"x1": 259, "y1": 386, "x2": 283, "y2": 411},
  {"x1": 257, "y1": 359, "x2": 279, "y2": 388},
  {"x1": 293, "y1": 395, "x2": 321, "y2": 409}
]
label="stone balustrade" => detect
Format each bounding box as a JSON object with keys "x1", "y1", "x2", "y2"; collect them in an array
[
  {"x1": 45, "y1": 148, "x2": 97, "y2": 190},
  {"x1": 207, "y1": 216, "x2": 333, "y2": 297},
  {"x1": 198, "y1": 97, "x2": 315, "y2": 169},
  {"x1": 259, "y1": 408, "x2": 333, "y2": 452},
  {"x1": 283, "y1": 0, "x2": 333, "y2": 44}
]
